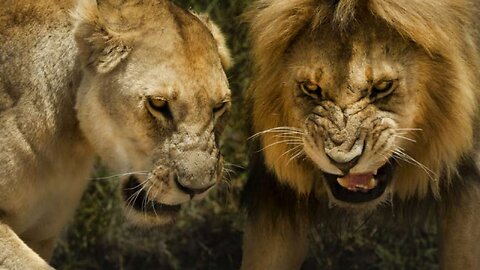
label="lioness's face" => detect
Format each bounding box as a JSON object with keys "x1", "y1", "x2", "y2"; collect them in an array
[
  {"x1": 279, "y1": 25, "x2": 429, "y2": 206},
  {"x1": 76, "y1": 19, "x2": 230, "y2": 225}
]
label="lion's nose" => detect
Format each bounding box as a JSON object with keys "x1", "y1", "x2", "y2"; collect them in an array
[
  {"x1": 173, "y1": 174, "x2": 215, "y2": 197},
  {"x1": 327, "y1": 154, "x2": 361, "y2": 175}
]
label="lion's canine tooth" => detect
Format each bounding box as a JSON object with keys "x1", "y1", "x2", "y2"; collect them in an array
[
  {"x1": 367, "y1": 178, "x2": 378, "y2": 189},
  {"x1": 337, "y1": 177, "x2": 349, "y2": 189}
]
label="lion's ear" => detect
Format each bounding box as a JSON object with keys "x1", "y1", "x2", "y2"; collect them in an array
[
  {"x1": 193, "y1": 13, "x2": 233, "y2": 70},
  {"x1": 72, "y1": 0, "x2": 132, "y2": 74}
]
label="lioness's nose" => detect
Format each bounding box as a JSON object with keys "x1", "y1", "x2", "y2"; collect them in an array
[
  {"x1": 174, "y1": 174, "x2": 214, "y2": 197},
  {"x1": 327, "y1": 154, "x2": 361, "y2": 175}
]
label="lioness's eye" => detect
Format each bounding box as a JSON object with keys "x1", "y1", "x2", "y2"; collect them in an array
[
  {"x1": 213, "y1": 101, "x2": 230, "y2": 116},
  {"x1": 299, "y1": 81, "x2": 322, "y2": 100},
  {"x1": 148, "y1": 97, "x2": 167, "y2": 109},
  {"x1": 146, "y1": 96, "x2": 172, "y2": 119},
  {"x1": 214, "y1": 102, "x2": 225, "y2": 113}
]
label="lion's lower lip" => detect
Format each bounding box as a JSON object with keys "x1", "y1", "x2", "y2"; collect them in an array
[
  {"x1": 324, "y1": 159, "x2": 396, "y2": 203},
  {"x1": 122, "y1": 176, "x2": 181, "y2": 214}
]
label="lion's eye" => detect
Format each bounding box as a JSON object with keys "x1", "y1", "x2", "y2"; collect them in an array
[
  {"x1": 373, "y1": 80, "x2": 394, "y2": 93},
  {"x1": 300, "y1": 81, "x2": 321, "y2": 98},
  {"x1": 146, "y1": 96, "x2": 172, "y2": 119},
  {"x1": 371, "y1": 80, "x2": 397, "y2": 100}
]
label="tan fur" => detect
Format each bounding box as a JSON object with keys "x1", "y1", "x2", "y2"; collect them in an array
[
  {"x1": 243, "y1": 0, "x2": 480, "y2": 269},
  {"x1": 0, "y1": 0, "x2": 231, "y2": 268}
]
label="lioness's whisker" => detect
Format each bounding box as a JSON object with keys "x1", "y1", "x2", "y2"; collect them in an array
[
  {"x1": 224, "y1": 162, "x2": 245, "y2": 170},
  {"x1": 222, "y1": 168, "x2": 235, "y2": 181},
  {"x1": 124, "y1": 177, "x2": 151, "y2": 191},
  {"x1": 126, "y1": 178, "x2": 151, "y2": 212},
  {"x1": 220, "y1": 177, "x2": 233, "y2": 191},
  {"x1": 143, "y1": 185, "x2": 154, "y2": 216},
  {"x1": 92, "y1": 171, "x2": 149, "y2": 181},
  {"x1": 126, "y1": 187, "x2": 144, "y2": 209},
  {"x1": 151, "y1": 188, "x2": 160, "y2": 218}
]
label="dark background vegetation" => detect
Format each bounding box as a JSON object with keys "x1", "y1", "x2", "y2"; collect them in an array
[{"x1": 51, "y1": 0, "x2": 438, "y2": 269}]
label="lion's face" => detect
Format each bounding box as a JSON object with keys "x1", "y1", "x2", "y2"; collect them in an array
[
  {"x1": 74, "y1": 0, "x2": 231, "y2": 225},
  {"x1": 289, "y1": 27, "x2": 423, "y2": 205},
  {"x1": 255, "y1": 18, "x2": 457, "y2": 208}
]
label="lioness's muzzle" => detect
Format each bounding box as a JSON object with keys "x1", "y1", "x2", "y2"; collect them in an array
[{"x1": 173, "y1": 149, "x2": 221, "y2": 195}]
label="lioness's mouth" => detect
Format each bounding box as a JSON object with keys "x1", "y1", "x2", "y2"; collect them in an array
[
  {"x1": 323, "y1": 159, "x2": 396, "y2": 203},
  {"x1": 121, "y1": 175, "x2": 181, "y2": 215}
]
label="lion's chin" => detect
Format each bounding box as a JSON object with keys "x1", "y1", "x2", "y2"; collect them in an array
[
  {"x1": 120, "y1": 175, "x2": 182, "y2": 227},
  {"x1": 323, "y1": 159, "x2": 397, "y2": 205}
]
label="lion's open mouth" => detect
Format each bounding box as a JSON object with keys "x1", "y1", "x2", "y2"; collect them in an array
[
  {"x1": 121, "y1": 176, "x2": 181, "y2": 215},
  {"x1": 323, "y1": 159, "x2": 396, "y2": 203}
]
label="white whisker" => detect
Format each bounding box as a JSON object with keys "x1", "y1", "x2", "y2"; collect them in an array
[
  {"x1": 126, "y1": 178, "x2": 151, "y2": 215},
  {"x1": 393, "y1": 147, "x2": 437, "y2": 181},
  {"x1": 143, "y1": 185, "x2": 154, "y2": 218},
  {"x1": 224, "y1": 162, "x2": 245, "y2": 170},
  {"x1": 393, "y1": 135, "x2": 417, "y2": 143},
  {"x1": 287, "y1": 149, "x2": 305, "y2": 165},
  {"x1": 152, "y1": 188, "x2": 160, "y2": 218},
  {"x1": 256, "y1": 139, "x2": 304, "y2": 153},
  {"x1": 248, "y1": 126, "x2": 304, "y2": 140},
  {"x1": 394, "y1": 128, "x2": 422, "y2": 132},
  {"x1": 275, "y1": 144, "x2": 303, "y2": 164},
  {"x1": 92, "y1": 171, "x2": 149, "y2": 181}
]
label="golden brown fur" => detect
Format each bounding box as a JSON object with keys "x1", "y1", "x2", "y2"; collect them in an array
[
  {"x1": 242, "y1": 0, "x2": 480, "y2": 269},
  {"x1": 0, "y1": 0, "x2": 231, "y2": 268}
]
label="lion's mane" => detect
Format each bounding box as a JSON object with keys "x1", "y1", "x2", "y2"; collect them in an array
[{"x1": 245, "y1": 0, "x2": 480, "y2": 203}]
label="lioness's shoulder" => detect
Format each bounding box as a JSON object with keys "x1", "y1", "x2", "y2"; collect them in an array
[{"x1": 0, "y1": 0, "x2": 73, "y2": 31}]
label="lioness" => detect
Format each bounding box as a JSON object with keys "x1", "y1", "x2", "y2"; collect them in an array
[
  {"x1": 0, "y1": 0, "x2": 232, "y2": 268},
  {"x1": 242, "y1": 0, "x2": 480, "y2": 269}
]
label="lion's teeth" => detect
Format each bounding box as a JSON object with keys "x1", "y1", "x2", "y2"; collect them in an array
[
  {"x1": 337, "y1": 177, "x2": 350, "y2": 189},
  {"x1": 337, "y1": 177, "x2": 378, "y2": 191},
  {"x1": 373, "y1": 169, "x2": 378, "y2": 176},
  {"x1": 367, "y1": 177, "x2": 378, "y2": 189}
]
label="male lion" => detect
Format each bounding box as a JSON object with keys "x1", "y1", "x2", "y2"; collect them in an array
[
  {"x1": 242, "y1": 0, "x2": 480, "y2": 269},
  {"x1": 0, "y1": 0, "x2": 232, "y2": 268}
]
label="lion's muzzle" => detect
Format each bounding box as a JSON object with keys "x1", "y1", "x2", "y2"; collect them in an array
[{"x1": 304, "y1": 100, "x2": 398, "y2": 205}]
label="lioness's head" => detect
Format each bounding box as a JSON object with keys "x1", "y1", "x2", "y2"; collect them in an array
[
  {"x1": 248, "y1": 0, "x2": 478, "y2": 208},
  {"x1": 72, "y1": 0, "x2": 232, "y2": 225}
]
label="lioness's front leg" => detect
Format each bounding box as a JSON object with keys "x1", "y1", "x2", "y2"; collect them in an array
[
  {"x1": 439, "y1": 173, "x2": 480, "y2": 270},
  {"x1": 0, "y1": 222, "x2": 53, "y2": 270},
  {"x1": 241, "y1": 220, "x2": 308, "y2": 270}
]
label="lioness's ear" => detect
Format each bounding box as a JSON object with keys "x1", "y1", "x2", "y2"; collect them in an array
[
  {"x1": 193, "y1": 13, "x2": 233, "y2": 70},
  {"x1": 72, "y1": 0, "x2": 132, "y2": 73}
]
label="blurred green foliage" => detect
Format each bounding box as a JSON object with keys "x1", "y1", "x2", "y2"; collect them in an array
[{"x1": 51, "y1": 0, "x2": 439, "y2": 269}]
